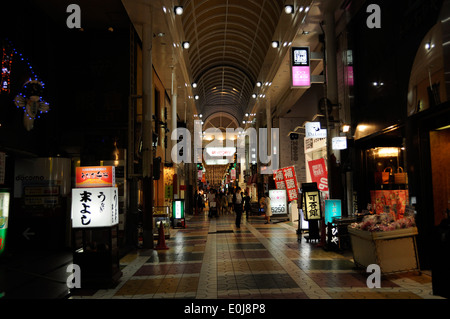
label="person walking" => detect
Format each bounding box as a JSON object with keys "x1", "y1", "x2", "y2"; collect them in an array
[
  {"x1": 221, "y1": 191, "x2": 227, "y2": 215},
  {"x1": 227, "y1": 190, "x2": 234, "y2": 214},
  {"x1": 243, "y1": 190, "x2": 251, "y2": 221},
  {"x1": 233, "y1": 187, "x2": 243, "y2": 228},
  {"x1": 264, "y1": 192, "x2": 272, "y2": 224}
]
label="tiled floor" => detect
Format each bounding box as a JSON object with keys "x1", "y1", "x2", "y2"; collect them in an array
[{"x1": 70, "y1": 211, "x2": 445, "y2": 300}]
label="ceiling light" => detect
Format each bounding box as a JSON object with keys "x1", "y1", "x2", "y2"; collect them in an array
[
  {"x1": 192, "y1": 82, "x2": 197, "y2": 88},
  {"x1": 245, "y1": 113, "x2": 249, "y2": 117},
  {"x1": 305, "y1": 6, "x2": 310, "y2": 12},
  {"x1": 342, "y1": 124, "x2": 350, "y2": 133},
  {"x1": 199, "y1": 114, "x2": 203, "y2": 118},
  {"x1": 162, "y1": 6, "x2": 167, "y2": 13},
  {"x1": 271, "y1": 41, "x2": 279, "y2": 48},
  {"x1": 194, "y1": 95, "x2": 199, "y2": 100},
  {"x1": 284, "y1": 5, "x2": 294, "y2": 14},
  {"x1": 256, "y1": 81, "x2": 262, "y2": 87},
  {"x1": 182, "y1": 41, "x2": 190, "y2": 49},
  {"x1": 174, "y1": 6, "x2": 183, "y2": 15},
  {"x1": 299, "y1": 6, "x2": 304, "y2": 12},
  {"x1": 252, "y1": 93, "x2": 257, "y2": 98}
]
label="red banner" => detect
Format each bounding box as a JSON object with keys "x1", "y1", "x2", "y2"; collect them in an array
[
  {"x1": 282, "y1": 166, "x2": 299, "y2": 201},
  {"x1": 274, "y1": 169, "x2": 286, "y2": 190},
  {"x1": 308, "y1": 158, "x2": 328, "y2": 192}
]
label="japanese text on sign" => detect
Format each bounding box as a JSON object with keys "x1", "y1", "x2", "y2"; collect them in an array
[
  {"x1": 282, "y1": 166, "x2": 299, "y2": 201},
  {"x1": 304, "y1": 190, "x2": 321, "y2": 220},
  {"x1": 71, "y1": 187, "x2": 119, "y2": 228}
]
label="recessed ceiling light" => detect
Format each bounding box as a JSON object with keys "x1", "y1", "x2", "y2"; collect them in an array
[
  {"x1": 182, "y1": 41, "x2": 190, "y2": 49},
  {"x1": 284, "y1": 5, "x2": 294, "y2": 14},
  {"x1": 271, "y1": 41, "x2": 279, "y2": 48},
  {"x1": 174, "y1": 6, "x2": 183, "y2": 15}
]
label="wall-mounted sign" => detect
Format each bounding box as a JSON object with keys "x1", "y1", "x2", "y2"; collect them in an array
[
  {"x1": 332, "y1": 137, "x2": 347, "y2": 150},
  {"x1": 301, "y1": 183, "x2": 322, "y2": 221},
  {"x1": 325, "y1": 199, "x2": 342, "y2": 224},
  {"x1": 205, "y1": 147, "x2": 236, "y2": 157},
  {"x1": 291, "y1": 47, "x2": 311, "y2": 87},
  {"x1": 308, "y1": 158, "x2": 328, "y2": 192},
  {"x1": 269, "y1": 189, "x2": 287, "y2": 215},
  {"x1": 71, "y1": 187, "x2": 119, "y2": 228},
  {"x1": 0, "y1": 191, "x2": 10, "y2": 256},
  {"x1": 75, "y1": 166, "x2": 115, "y2": 188},
  {"x1": 305, "y1": 122, "x2": 327, "y2": 138}
]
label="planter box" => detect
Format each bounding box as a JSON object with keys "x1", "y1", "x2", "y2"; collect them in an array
[{"x1": 348, "y1": 227, "x2": 420, "y2": 274}]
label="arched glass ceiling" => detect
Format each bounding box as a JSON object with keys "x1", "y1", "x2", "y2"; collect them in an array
[{"x1": 180, "y1": 0, "x2": 284, "y2": 121}]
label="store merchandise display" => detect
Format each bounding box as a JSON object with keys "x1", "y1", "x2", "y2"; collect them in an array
[{"x1": 350, "y1": 213, "x2": 416, "y2": 232}]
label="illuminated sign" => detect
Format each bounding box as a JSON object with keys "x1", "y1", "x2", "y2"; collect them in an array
[
  {"x1": 305, "y1": 122, "x2": 327, "y2": 138},
  {"x1": 205, "y1": 147, "x2": 236, "y2": 157},
  {"x1": 75, "y1": 166, "x2": 115, "y2": 188},
  {"x1": 301, "y1": 183, "x2": 322, "y2": 221},
  {"x1": 332, "y1": 137, "x2": 347, "y2": 150},
  {"x1": 0, "y1": 191, "x2": 10, "y2": 256},
  {"x1": 71, "y1": 187, "x2": 119, "y2": 228},
  {"x1": 291, "y1": 47, "x2": 310, "y2": 87},
  {"x1": 325, "y1": 199, "x2": 342, "y2": 224},
  {"x1": 269, "y1": 189, "x2": 287, "y2": 215},
  {"x1": 173, "y1": 199, "x2": 185, "y2": 219}
]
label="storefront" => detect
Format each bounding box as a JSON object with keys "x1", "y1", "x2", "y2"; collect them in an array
[{"x1": 404, "y1": 5, "x2": 450, "y2": 297}]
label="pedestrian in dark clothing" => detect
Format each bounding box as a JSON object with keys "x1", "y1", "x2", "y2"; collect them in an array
[
  {"x1": 243, "y1": 190, "x2": 251, "y2": 221},
  {"x1": 233, "y1": 187, "x2": 243, "y2": 228}
]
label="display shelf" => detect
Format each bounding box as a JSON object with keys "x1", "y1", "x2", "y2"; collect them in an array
[
  {"x1": 153, "y1": 206, "x2": 170, "y2": 238},
  {"x1": 348, "y1": 227, "x2": 420, "y2": 274}
]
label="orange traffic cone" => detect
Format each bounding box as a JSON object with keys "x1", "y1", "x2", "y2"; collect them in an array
[{"x1": 155, "y1": 222, "x2": 169, "y2": 250}]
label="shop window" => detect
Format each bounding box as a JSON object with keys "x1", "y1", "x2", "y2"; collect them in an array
[{"x1": 366, "y1": 146, "x2": 409, "y2": 219}]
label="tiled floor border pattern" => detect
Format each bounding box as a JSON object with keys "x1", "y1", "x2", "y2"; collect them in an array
[{"x1": 71, "y1": 212, "x2": 443, "y2": 299}]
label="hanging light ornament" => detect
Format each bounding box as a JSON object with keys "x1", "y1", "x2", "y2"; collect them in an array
[{"x1": 14, "y1": 80, "x2": 49, "y2": 131}]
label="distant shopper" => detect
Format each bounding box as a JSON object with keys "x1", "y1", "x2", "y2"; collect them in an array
[
  {"x1": 227, "y1": 190, "x2": 234, "y2": 214},
  {"x1": 233, "y1": 187, "x2": 243, "y2": 228},
  {"x1": 243, "y1": 190, "x2": 251, "y2": 221},
  {"x1": 264, "y1": 192, "x2": 272, "y2": 224}
]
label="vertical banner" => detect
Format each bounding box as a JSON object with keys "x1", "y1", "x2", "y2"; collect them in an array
[
  {"x1": 230, "y1": 168, "x2": 236, "y2": 180},
  {"x1": 291, "y1": 47, "x2": 310, "y2": 88},
  {"x1": 308, "y1": 158, "x2": 328, "y2": 192},
  {"x1": 282, "y1": 166, "x2": 299, "y2": 201},
  {"x1": 274, "y1": 169, "x2": 286, "y2": 190}
]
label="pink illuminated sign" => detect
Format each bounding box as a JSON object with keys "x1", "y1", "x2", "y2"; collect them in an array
[
  {"x1": 292, "y1": 66, "x2": 310, "y2": 87},
  {"x1": 291, "y1": 47, "x2": 310, "y2": 88}
]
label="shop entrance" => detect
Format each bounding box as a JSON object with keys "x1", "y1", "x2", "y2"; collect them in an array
[{"x1": 429, "y1": 126, "x2": 450, "y2": 226}]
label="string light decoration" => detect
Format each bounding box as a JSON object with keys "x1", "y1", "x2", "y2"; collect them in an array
[
  {"x1": 14, "y1": 80, "x2": 50, "y2": 131},
  {"x1": 2, "y1": 39, "x2": 50, "y2": 131},
  {"x1": 1, "y1": 44, "x2": 13, "y2": 93}
]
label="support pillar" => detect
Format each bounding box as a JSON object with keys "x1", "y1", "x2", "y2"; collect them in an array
[
  {"x1": 323, "y1": 10, "x2": 339, "y2": 199},
  {"x1": 142, "y1": 12, "x2": 154, "y2": 249}
]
